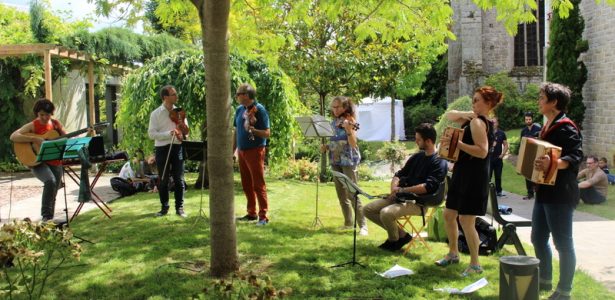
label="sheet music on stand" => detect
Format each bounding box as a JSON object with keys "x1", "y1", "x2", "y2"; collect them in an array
[
  {"x1": 295, "y1": 115, "x2": 334, "y2": 138},
  {"x1": 36, "y1": 138, "x2": 68, "y2": 163},
  {"x1": 295, "y1": 115, "x2": 335, "y2": 230}
]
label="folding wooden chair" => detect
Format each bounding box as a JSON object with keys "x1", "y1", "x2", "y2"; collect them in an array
[{"x1": 396, "y1": 205, "x2": 441, "y2": 255}]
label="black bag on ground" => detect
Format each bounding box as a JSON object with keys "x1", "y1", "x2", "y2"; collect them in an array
[
  {"x1": 110, "y1": 177, "x2": 138, "y2": 197},
  {"x1": 457, "y1": 217, "x2": 497, "y2": 256}
]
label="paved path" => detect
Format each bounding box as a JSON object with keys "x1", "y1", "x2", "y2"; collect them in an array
[
  {"x1": 496, "y1": 191, "x2": 615, "y2": 293},
  {"x1": 0, "y1": 170, "x2": 119, "y2": 224}
]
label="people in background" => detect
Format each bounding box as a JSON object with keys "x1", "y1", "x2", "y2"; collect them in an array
[
  {"x1": 10, "y1": 99, "x2": 68, "y2": 222},
  {"x1": 148, "y1": 85, "x2": 189, "y2": 218},
  {"x1": 598, "y1": 157, "x2": 615, "y2": 185},
  {"x1": 234, "y1": 83, "x2": 271, "y2": 226},
  {"x1": 322, "y1": 96, "x2": 367, "y2": 235},
  {"x1": 578, "y1": 155, "x2": 608, "y2": 204},
  {"x1": 489, "y1": 117, "x2": 508, "y2": 197},
  {"x1": 532, "y1": 82, "x2": 583, "y2": 300},
  {"x1": 436, "y1": 86, "x2": 502, "y2": 277},
  {"x1": 362, "y1": 123, "x2": 447, "y2": 251},
  {"x1": 520, "y1": 111, "x2": 542, "y2": 200}
]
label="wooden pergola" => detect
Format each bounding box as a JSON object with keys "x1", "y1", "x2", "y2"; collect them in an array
[{"x1": 0, "y1": 43, "x2": 130, "y2": 126}]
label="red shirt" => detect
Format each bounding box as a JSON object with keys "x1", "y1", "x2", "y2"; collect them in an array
[{"x1": 32, "y1": 119, "x2": 63, "y2": 166}]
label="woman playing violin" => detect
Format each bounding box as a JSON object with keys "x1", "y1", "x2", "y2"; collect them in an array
[
  {"x1": 148, "y1": 85, "x2": 189, "y2": 218},
  {"x1": 322, "y1": 96, "x2": 368, "y2": 235}
]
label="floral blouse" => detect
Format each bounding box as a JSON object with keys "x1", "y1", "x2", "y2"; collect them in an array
[{"x1": 328, "y1": 118, "x2": 360, "y2": 167}]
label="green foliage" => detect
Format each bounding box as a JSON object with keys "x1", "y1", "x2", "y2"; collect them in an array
[
  {"x1": 274, "y1": 159, "x2": 319, "y2": 182},
  {"x1": 376, "y1": 142, "x2": 408, "y2": 173},
  {"x1": 485, "y1": 72, "x2": 540, "y2": 130},
  {"x1": 61, "y1": 27, "x2": 194, "y2": 66},
  {"x1": 0, "y1": 4, "x2": 35, "y2": 44},
  {"x1": 508, "y1": 135, "x2": 521, "y2": 155},
  {"x1": 0, "y1": 220, "x2": 82, "y2": 299},
  {"x1": 547, "y1": 0, "x2": 587, "y2": 125},
  {"x1": 116, "y1": 50, "x2": 304, "y2": 164},
  {"x1": 434, "y1": 95, "x2": 472, "y2": 136},
  {"x1": 203, "y1": 271, "x2": 292, "y2": 299},
  {"x1": 405, "y1": 102, "x2": 444, "y2": 137},
  {"x1": 30, "y1": 0, "x2": 52, "y2": 43},
  {"x1": 357, "y1": 164, "x2": 375, "y2": 181}
]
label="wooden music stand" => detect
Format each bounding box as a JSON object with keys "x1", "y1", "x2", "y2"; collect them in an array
[{"x1": 295, "y1": 115, "x2": 335, "y2": 229}]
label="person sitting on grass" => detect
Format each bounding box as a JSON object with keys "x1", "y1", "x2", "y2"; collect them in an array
[
  {"x1": 362, "y1": 123, "x2": 447, "y2": 252},
  {"x1": 598, "y1": 157, "x2": 615, "y2": 185},
  {"x1": 578, "y1": 155, "x2": 608, "y2": 204}
]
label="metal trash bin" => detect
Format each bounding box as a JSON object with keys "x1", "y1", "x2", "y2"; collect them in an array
[{"x1": 500, "y1": 255, "x2": 540, "y2": 300}]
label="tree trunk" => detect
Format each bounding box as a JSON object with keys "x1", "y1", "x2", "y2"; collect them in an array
[
  {"x1": 194, "y1": 0, "x2": 238, "y2": 278},
  {"x1": 319, "y1": 92, "x2": 328, "y2": 181}
]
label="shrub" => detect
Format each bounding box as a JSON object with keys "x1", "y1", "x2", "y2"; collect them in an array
[
  {"x1": 485, "y1": 73, "x2": 540, "y2": 130},
  {"x1": 508, "y1": 135, "x2": 521, "y2": 155},
  {"x1": 376, "y1": 142, "x2": 408, "y2": 173},
  {"x1": 405, "y1": 102, "x2": 444, "y2": 137},
  {"x1": 0, "y1": 220, "x2": 82, "y2": 299},
  {"x1": 204, "y1": 271, "x2": 292, "y2": 299},
  {"x1": 357, "y1": 164, "x2": 375, "y2": 181},
  {"x1": 276, "y1": 159, "x2": 319, "y2": 182}
]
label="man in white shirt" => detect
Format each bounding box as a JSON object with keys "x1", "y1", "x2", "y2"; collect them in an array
[{"x1": 148, "y1": 85, "x2": 190, "y2": 217}]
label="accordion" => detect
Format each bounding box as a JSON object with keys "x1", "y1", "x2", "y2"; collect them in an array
[
  {"x1": 438, "y1": 127, "x2": 464, "y2": 162},
  {"x1": 516, "y1": 137, "x2": 561, "y2": 185}
]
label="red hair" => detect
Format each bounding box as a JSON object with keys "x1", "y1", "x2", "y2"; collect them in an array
[{"x1": 474, "y1": 86, "x2": 504, "y2": 108}]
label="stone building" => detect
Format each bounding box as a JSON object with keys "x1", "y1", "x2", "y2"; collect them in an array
[{"x1": 448, "y1": 0, "x2": 615, "y2": 162}]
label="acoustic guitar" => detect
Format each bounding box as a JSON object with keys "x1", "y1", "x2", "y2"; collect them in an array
[{"x1": 13, "y1": 122, "x2": 108, "y2": 167}]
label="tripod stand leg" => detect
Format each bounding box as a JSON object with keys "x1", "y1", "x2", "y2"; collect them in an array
[
  {"x1": 331, "y1": 191, "x2": 365, "y2": 268},
  {"x1": 310, "y1": 175, "x2": 324, "y2": 229},
  {"x1": 192, "y1": 161, "x2": 209, "y2": 227}
]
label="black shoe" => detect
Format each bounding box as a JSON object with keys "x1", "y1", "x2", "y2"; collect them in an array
[
  {"x1": 523, "y1": 195, "x2": 534, "y2": 200},
  {"x1": 237, "y1": 214, "x2": 258, "y2": 221},
  {"x1": 176, "y1": 208, "x2": 187, "y2": 218},
  {"x1": 41, "y1": 217, "x2": 53, "y2": 222},
  {"x1": 540, "y1": 282, "x2": 553, "y2": 292},
  {"x1": 547, "y1": 291, "x2": 570, "y2": 300},
  {"x1": 378, "y1": 240, "x2": 394, "y2": 249},
  {"x1": 155, "y1": 209, "x2": 169, "y2": 217},
  {"x1": 389, "y1": 233, "x2": 413, "y2": 251}
]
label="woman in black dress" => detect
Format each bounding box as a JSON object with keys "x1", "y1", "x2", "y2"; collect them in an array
[{"x1": 436, "y1": 86, "x2": 503, "y2": 276}]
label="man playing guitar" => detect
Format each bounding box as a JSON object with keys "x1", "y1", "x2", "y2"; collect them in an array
[{"x1": 10, "y1": 98, "x2": 68, "y2": 222}]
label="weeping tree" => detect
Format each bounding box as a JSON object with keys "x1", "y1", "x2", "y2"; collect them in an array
[{"x1": 115, "y1": 49, "x2": 303, "y2": 185}]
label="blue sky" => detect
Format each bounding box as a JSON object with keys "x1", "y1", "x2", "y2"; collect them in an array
[{"x1": 1, "y1": 0, "x2": 143, "y2": 32}]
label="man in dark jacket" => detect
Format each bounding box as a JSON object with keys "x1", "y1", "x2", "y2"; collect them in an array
[{"x1": 520, "y1": 111, "x2": 542, "y2": 200}]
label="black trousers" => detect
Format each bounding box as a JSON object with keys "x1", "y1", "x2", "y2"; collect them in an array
[
  {"x1": 490, "y1": 158, "x2": 503, "y2": 193},
  {"x1": 155, "y1": 144, "x2": 185, "y2": 210}
]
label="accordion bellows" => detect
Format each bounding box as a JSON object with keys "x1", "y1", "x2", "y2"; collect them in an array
[
  {"x1": 439, "y1": 127, "x2": 464, "y2": 162},
  {"x1": 516, "y1": 137, "x2": 561, "y2": 185}
]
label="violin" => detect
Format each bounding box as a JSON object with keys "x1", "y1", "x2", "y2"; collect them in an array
[
  {"x1": 169, "y1": 107, "x2": 189, "y2": 140},
  {"x1": 337, "y1": 113, "x2": 360, "y2": 131},
  {"x1": 244, "y1": 104, "x2": 258, "y2": 140}
]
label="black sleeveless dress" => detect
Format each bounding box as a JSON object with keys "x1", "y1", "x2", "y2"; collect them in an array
[{"x1": 445, "y1": 115, "x2": 493, "y2": 215}]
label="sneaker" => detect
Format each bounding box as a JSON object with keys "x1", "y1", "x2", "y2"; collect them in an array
[
  {"x1": 547, "y1": 291, "x2": 571, "y2": 300},
  {"x1": 176, "y1": 208, "x2": 187, "y2": 218},
  {"x1": 41, "y1": 217, "x2": 53, "y2": 222},
  {"x1": 237, "y1": 215, "x2": 258, "y2": 221},
  {"x1": 155, "y1": 209, "x2": 169, "y2": 217},
  {"x1": 497, "y1": 192, "x2": 506, "y2": 197},
  {"x1": 339, "y1": 225, "x2": 353, "y2": 230},
  {"x1": 359, "y1": 226, "x2": 368, "y2": 236},
  {"x1": 256, "y1": 219, "x2": 268, "y2": 226},
  {"x1": 435, "y1": 253, "x2": 460, "y2": 266}
]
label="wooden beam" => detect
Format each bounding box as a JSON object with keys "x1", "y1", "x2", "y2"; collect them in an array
[
  {"x1": 44, "y1": 50, "x2": 53, "y2": 101},
  {"x1": 88, "y1": 60, "x2": 95, "y2": 126}
]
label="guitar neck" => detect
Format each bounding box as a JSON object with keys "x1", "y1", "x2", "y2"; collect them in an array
[{"x1": 59, "y1": 122, "x2": 108, "y2": 139}]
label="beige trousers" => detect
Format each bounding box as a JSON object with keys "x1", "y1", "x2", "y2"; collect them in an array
[
  {"x1": 362, "y1": 197, "x2": 422, "y2": 240},
  {"x1": 332, "y1": 165, "x2": 367, "y2": 228}
]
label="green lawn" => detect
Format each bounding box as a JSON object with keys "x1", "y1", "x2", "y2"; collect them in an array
[{"x1": 27, "y1": 174, "x2": 615, "y2": 299}]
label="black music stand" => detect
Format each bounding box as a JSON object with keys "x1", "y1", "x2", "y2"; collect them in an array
[
  {"x1": 36, "y1": 139, "x2": 93, "y2": 244},
  {"x1": 183, "y1": 141, "x2": 208, "y2": 225},
  {"x1": 295, "y1": 115, "x2": 335, "y2": 229},
  {"x1": 330, "y1": 170, "x2": 374, "y2": 268}
]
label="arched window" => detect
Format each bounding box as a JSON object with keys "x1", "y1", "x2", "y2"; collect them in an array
[{"x1": 514, "y1": 0, "x2": 545, "y2": 66}]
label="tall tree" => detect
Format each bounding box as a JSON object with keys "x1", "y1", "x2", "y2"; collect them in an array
[{"x1": 546, "y1": 0, "x2": 587, "y2": 125}]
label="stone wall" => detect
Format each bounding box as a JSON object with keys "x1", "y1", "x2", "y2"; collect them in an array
[{"x1": 579, "y1": 1, "x2": 615, "y2": 162}]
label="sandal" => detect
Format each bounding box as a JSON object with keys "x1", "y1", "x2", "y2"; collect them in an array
[
  {"x1": 461, "y1": 264, "x2": 483, "y2": 277},
  {"x1": 435, "y1": 253, "x2": 460, "y2": 266}
]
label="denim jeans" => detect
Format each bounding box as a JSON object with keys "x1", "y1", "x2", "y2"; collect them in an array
[
  {"x1": 531, "y1": 201, "x2": 576, "y2": 294},
  {"x1": 31, "y1": 163, "x2": 63, "y2": 219},
  {"x1": 155, "y1": 144, "x2": 185, "y2": 210}
]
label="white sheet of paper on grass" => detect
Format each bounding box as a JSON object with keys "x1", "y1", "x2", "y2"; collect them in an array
[
  {"x1": 377, "y1": 264, "x2": 414, "y2": 278},
  {"x1": 434, "y1": 277, "x2": 488, "y2": 294}
]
